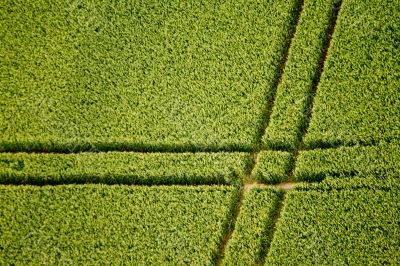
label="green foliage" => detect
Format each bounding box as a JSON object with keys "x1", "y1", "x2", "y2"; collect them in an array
[
  {"x1": 0, "y1": 152, "x2": 250, "y2": 185},
  {"x1": 1, "y1": 0, "x2": 399, "y2": 263},
  {"x1": 295, "y1": 144, "x2": 400, "y2": 181},
  {"x1": 304, "y1": 0, "x2": 400, "y2": 148},
  {"x1": 0, "y1": 0, "x2": 301, "y2": 152},
  {"x1": 0, "y1": 185, "x2": 238, "y2": 265},
  {"x1": 266, "y1": 182, "x2": 400, "y2": 265},
  {"x1": 222, "y1": 188, "x2": 282, "y2": 265},
  {"x1": 252, "y1": 151, "x2": 292, "y2": 183},
  {"x1": 295, "y1": 176, "x2": 400, "y2": 191},
  {"x1": 263, "y1": 0, "x2": 338, "y2": 151}
]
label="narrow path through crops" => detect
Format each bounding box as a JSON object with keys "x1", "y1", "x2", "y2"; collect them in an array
[
  {"x1": 289, "y1": 0, "x2": 343, "y2": 179},
  {"x1": 215, "y1": 186, "x2": 245, "y2": 265},
  {"x1": 1, "y1": 0, "x2": 344, "y2": 263},
  {"x1": 264, "y1": 0, "x2": 343, "y2": 262},
  {"x1": 261, "y1": 192, "x2": 286, "y2": 264},
  {"x1": 218, "y1": 0, "x2": 344, "y2": 263},
  {"x1": 216, "y1": 0, "x2": 306, "y2": 263},
  {"x1": 299, "y1": 0, "x2": 343, "y2": 151},
  {"x1": 215, "y1": 151, "x2": 256, "y2": 264},
  {"x1": 254, "y1": 0, "x2": 305, "y2": 150},
  {"x1": 6, "y1": 0, "x2": 396, "y2": 264}
]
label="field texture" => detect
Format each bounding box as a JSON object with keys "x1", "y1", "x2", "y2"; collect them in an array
[
  {"x1": 0, "y1": 185, "x2": 237, "y2": 264},
  {"x1": 222, "y1": 188, "x2": 282, "y2": 265},
  {"x1": 304, "y1": 0, "x2": 400, "y2": 148},
  {"x1": 263, "y1": 0, "x2": 338, "y2": 150},
  {"x1": 266, "y1": 179, "x2": 400, "y2": 265},
  {"x1": 1, "y1": 0, "x2": 400, "y2": 264},
  {"x1": 0, "y1": 152, "x2": 249, "y2": 185},
  {"x1": 295, "y1": 144, "x2": 400, "y2": 181},
  {"x1": 1, "y1": 0, "x2": 301, "y2": 151},
  {"x1": 252, "y1": 151, "x2": 292, "y2": 183}
]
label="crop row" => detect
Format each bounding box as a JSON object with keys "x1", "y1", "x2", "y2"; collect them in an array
[
  {"x1": 221, "y1": 178, "x2": 400, "y2": 265},
  {"x1": 267, "y1": 179, "x2": 400, "y2": 264},
  {"x1": 1, "y1": 0, "x2": 302, "y2": 152},
  {"x1": 0, "y1": 152, "x2": 250, "y2": 185},
  {"x1": 2, "y1": 0, "x2": 399, "y2": 152},
  {"x1": 303, "y1": 0, "x2": 400, "y2": 148},
  {"x1": 0, "y1": 185, "x2": 238, "y2": 264},
  {"x1": 1, "y1": 144, "x2": 397, "y2": 186},
  {"x1": 295, "y1": 175, "x2": 400, "y2": 191},
  {"x1": 222, "y1": 187, "x2": 282, "y2": 265},
  {"x1": 295, "y1": 144, "x2": 400, "y2": 181},
  {"x1": 252, "y1": 151, "x2": 292, "y2": 183},
  {"x1": 263, "y1": 0, "x2": 339, "y2": 151},
  {"x1": 2, "y1": 178, "x2": 399, "y2": 264}
]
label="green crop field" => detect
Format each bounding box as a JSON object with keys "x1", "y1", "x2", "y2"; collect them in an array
[
  {"x1": 303, "y1": 0, "x2": 400, "y2": 148},
  {"x1": 263, "y1": 0, "x2": 338, "y2": 151},
  {"x1": 266, "y1": 178, "x2": 400, "y2": 265},
  {"x1": 252, "y1": 151, "x2": 292, "y2": 183},
  {"x1": 1, "y1": 0, "x2": 302, "y2": 152},
  {"x1": 222, "y1": 188, "x2": 282, "y2": 265},
  {"x1": 1, "y1": 0, "x2": 399, "y2": 264},
  {"x1": 0, "y1": 185, "x2": 237, "y2": 264},
  {"x1": 295, "y1": 144, "x2": 400, "y2": 181},
  {"x1": 0, "y1": 152, "x2": 249, "y2": 185}
]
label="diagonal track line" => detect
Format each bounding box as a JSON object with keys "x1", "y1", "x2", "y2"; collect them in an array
[{"x1": 216, "y1": 0, "x2": 306, "y2": 264}]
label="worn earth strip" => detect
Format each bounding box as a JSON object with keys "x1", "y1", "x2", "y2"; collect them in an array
[{"x1": 216, "y1": 0, "x2": 305, "y2": 264}]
